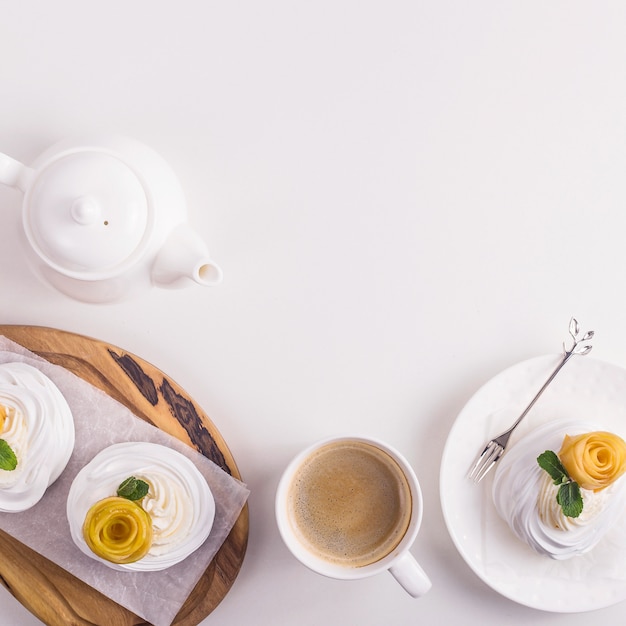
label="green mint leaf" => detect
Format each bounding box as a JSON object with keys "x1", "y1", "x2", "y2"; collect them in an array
[
  {"x1": 0, "y1": 439, "x2": 17, "y2": 471},
  {"x1": 117, "y1": 476, "x2": 149, "y2": 501},
  {"x1": 557, "y1": 481, "x2": 584, "y2": 518},
  {"x1": 537, "y1": 450, "x2": 569, "y2": 485}
]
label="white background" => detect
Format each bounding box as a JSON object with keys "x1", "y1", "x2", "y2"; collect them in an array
[{"x1": 1, "y1": 2, "x2": 626, "y2": 625}]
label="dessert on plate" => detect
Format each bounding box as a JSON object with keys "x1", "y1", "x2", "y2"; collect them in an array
[
  {"x1": 0, "y1": 361, "x2": 75, "y2": 512},
  {"x1": 67, "y1": 441, "x2": 215, "y2": 571},
  {"x1": 492, "y1": 419, "x2": 626, "y2": 560}
]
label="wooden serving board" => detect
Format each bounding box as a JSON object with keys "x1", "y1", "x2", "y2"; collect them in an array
[{"x1": 0, "y1": 325, "x2": 249, "y2": 626}]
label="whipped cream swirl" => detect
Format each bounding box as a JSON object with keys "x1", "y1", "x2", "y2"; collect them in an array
[
  {"x1": 67, "y1": 441, "x2": 215, "y2": 571},
  {"x1": 0, "y1": 362, "x2": 75, "y2": 511},
  {"x1": 492, "y1": 419, "x2": 626, "y2": 560}
]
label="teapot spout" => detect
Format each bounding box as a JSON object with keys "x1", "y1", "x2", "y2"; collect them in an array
[{"x1": 151, "y1": 224, "x2": 223, "y2": 289}]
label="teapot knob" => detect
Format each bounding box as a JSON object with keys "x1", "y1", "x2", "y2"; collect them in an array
[{"x1": 70, "y1": 196, "x2": 101, "y2": 225}]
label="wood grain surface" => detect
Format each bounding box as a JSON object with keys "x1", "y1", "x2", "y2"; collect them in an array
[{"x1": 0, "y1": 325, "x2": 249, "y2": 626}]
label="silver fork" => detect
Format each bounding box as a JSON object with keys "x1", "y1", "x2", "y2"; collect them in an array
[{"x1": 467, "y1": 318, "x2": 594, "y2": 483}]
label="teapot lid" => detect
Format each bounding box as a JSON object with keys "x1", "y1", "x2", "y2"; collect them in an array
[{"x1": 23, "y1": 150, "x2": 150, "y2": 278}]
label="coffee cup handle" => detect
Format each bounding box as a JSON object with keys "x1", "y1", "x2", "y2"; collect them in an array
[{"x1": 388, "y1": 552, "x2": 432, "y2": 598}]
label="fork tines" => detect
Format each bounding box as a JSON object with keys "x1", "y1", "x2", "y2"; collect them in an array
[{"x1": 467, "y1": 440, "x2": 504, "y2": 483}]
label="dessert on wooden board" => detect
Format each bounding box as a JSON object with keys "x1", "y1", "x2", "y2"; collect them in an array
[
  {"x1": 0, "y1": 362, "x2": 75, "y2": 512},
  {"x1": 67, "y1": 441, "x2": 215, "y2": 571}
]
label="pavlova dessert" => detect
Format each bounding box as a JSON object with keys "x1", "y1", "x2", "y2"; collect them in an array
[
  {"x1": 0, "y1": 362, "x2": 75, "y2": 512},
  {"x1": 67, "y1": 441, "x2": 215, "y2": 571},
  {"x1": 492, "y1": 419, "x2": 626, "y2": 559}
]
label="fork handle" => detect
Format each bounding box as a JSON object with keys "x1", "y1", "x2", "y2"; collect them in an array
[{"x1": 503, "y1": 350, "x2": 574, "y2": 441}]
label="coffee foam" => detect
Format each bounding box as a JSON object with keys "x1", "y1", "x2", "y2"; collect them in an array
[{"x1": 287, "y1": 440, "x2": 412, "y2": 568}]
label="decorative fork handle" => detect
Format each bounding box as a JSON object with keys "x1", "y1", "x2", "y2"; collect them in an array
[
  {"x1": 494, "y1": 318, "x2": 594, "y2": 449},
  {"x1": 468, "y1": 318, "x2": 595, "y2": 483}
]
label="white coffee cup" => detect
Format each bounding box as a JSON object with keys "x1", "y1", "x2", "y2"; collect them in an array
[{"x1": 275, "y1": 435, "x2": 431, "y2": 597}]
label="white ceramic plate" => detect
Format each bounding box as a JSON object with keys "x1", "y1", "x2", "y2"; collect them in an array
[{"x1": 440, "y1": 355, "x2": 626, "y2": 612}]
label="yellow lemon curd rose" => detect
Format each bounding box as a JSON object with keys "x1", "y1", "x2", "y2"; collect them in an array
[
  {"x1": 83, "y1": 496, "x2": 153, "y2": 564},
  {"x1": 559, "y1": 431, "x2": 626, "y2": 491}
]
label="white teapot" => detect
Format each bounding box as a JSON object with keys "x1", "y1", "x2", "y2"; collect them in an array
[{"x1": 0, "y1": 135, "x2": 223, "y2": 303}]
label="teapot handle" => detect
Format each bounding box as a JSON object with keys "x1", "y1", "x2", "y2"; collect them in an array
[{"x1": 0, "y1": 153, "x2": 33, "y2": 192}]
